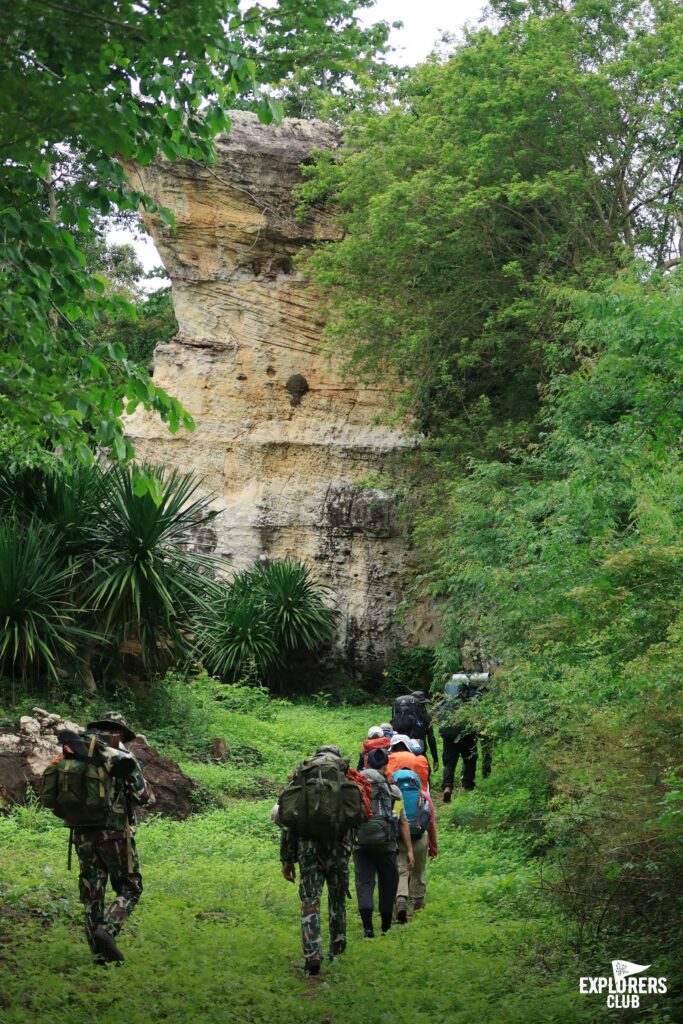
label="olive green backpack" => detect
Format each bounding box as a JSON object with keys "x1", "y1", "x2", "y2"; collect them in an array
[
  {"x1": 278, "y1": 751, "x2": 366, "y2": 839},
  {"x1": 40, "y1": 735, "x2": 121, "y2": 828}
]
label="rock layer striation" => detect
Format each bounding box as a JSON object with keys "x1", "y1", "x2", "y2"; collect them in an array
[{"x1": 126, "y1": 112, "x2": 431, "y2": 676}]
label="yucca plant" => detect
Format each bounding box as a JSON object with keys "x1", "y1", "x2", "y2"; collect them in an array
[
  {"x1": 196, "y1": 560, "x2": 337, "y2": 686},
  {"x1": 0, "y1": 463, "x2": 103, "y2": 559},
  {"x1": 0, "y1": 520, "x2": 94, "y2": 681},
  {"x1": 198, "y1": 587, "x2": 284, "y2": 683},
  {"x1": 87, "y1": 464, "x2": 219, "y2": 670},
  {"x1": 252, "y1": 560, "x2": 337, "y2": 651}
]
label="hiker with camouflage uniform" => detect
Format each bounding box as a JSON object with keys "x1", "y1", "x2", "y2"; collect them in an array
[
  {"x1": 43, "y1": 711, "x2": 154, "y2": 964},
  {"x1": 278, "y1": 744, "x2": 370, "y2": 976}
]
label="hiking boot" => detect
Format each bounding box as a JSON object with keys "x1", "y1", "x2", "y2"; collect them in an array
[
  {"x1": 92, "y1": 926, "x2": 124, "y2": 963},
  {"x1": 442, "y1": 788, "x2": 452, "y2": 804},
  {"x1": 329, "y1": 940, "x2": 345, "y2": 958},
  {"x1": 363, "y1": 928, "x2": 375, "y2": 939},
  {"x1": 412, "y1": 898, "x2": 425, "y2": 911},
  {"x1": 305, "y1": 957, "x2": 322, "y2": 976},
  {"x1": 396, "y1": 898, "x2": 408, "y2": 925}
]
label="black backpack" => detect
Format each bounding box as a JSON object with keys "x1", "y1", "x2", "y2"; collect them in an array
[{"x1": 391, "y1": 694, "x2": 424, "y2": 737}]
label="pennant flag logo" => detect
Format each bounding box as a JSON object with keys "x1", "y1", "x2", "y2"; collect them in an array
[{"x1": 612, "y1": 961, "x2": 651, "y2": 981}]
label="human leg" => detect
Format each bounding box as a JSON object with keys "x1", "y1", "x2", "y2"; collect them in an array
[
  {"x1": 375, "y1": 851, "x2": 399, "y2": 932},
  {"x1": 407, "y1": 833, "x2": 429, "y2": 907},
  {"x1": 74, "y1": 830, "x2": 108, "y2": 954},
  {"x1": 441, "y1": 736, "x2": 458, "y2": 798},
  {"x1": 100, "y1": 831, "x2": 143, "y2": 939},
  {"x1": 460, "y1": 734, "x2": 478, "y2": 790},
  {"x1": 325, "y1": 848, "x2": 349, "y2": 956},
  {"x1": 298, "y1": 840, "x2": 325, "y2": 964},
  {"x1": 353, "y1": 849, "x2": 377, "y2": 936}
]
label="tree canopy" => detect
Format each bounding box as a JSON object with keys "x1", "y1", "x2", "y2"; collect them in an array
[
  {"x1": 1, "y1": 0, "x2": 390, "y2": 475},
  {"x1": 301, "y1": 0, "x2": 683, "y2": 449}
]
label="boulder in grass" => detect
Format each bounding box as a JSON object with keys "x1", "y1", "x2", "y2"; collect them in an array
[{"x1": 0, "y1": 708, "x2": 200, "y2": 820}]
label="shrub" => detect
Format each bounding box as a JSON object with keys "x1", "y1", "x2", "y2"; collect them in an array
[
  {"x1": 0, "y1": 520, "x2": 94, "y2": 684},
  {"x1": 86, "y1": 463, "x2": 219, "y2": 671},
  {"x1": 197, "y1": 560, "x2": 337, "y2": 691}
]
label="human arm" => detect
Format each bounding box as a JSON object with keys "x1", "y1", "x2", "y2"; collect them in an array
[
  {"x1": 426, "y1": 793, "x2": 438, "y2": 858},
  {"x1": 399, "y1": 815, "x2": 415, "y2": 869},
  {"x1": 426, "y1": 725, "x2": 439, "y2": 769},
  {"x1": 278, "y1": 827, "x2": 296, "y2": 868}
]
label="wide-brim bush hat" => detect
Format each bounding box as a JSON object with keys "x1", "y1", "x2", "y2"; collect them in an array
[{"x1": 87, "y1": 711, "x2": 136, "y2": 743}]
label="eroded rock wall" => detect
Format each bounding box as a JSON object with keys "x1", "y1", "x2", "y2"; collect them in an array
[{"x1": 125, "y1": 112, "x2": 432, "y2": 676}]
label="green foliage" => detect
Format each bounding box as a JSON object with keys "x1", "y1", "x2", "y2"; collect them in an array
[
  {"x1": 0, "y1": 520, "x2": 94, "y2": 682},
  {"x1": 381, "y1": 644, "x2": 437, "y2": 699},
  {"x1": 88, "y1": 464, "x2": 218, "y2": 670},
  {"x1": 198, "y1": 560, "x2": 337, "y2": 689},
  {"x1": 1, "y1": 699, "x2": 673, "y2": 1023},
  {"x1": 253, "y1": 560, "x2": 337, "y2": 651},
  {"x1": 418, "y1": 271, "x2": 683, "y2": 937},
  {"x1": 1, "y1": 0, "x2": 390, "y2": 476},
  {"x1": 0, "y1": 462, "x2": 218, "y2": 684},
  {"x1": 301, "y1": 0, "x2": 683, "y2": 450}
]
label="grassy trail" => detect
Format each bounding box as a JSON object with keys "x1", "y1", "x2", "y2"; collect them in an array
[{"x1": 0, "y1": 703, "x2": 606, "y2": 1023}]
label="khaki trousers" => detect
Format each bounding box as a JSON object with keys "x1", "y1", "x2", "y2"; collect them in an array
[{"x1": 397, "y1": 832, "x2": 428, "y2": 904}]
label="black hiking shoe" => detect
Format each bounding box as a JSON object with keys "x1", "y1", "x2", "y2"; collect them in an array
[
  {"x1": 442, "y1": 788, "x2": 452, "y2": 804},
  {"x1": 329, "y1": 940, "x2": 346, "y2": 959},
  {"x1": 396, "y1": 899, "x2": 408, "y2": 925},
  {"x1": 92, "y1": 926, "x2": 125, "y2": 963},
  {"x1": 363, "y1": 928, "x2": 375, "y2": 939},
  {"x1": 305, "y1": 957, "x2": 322, "y2": 976}
]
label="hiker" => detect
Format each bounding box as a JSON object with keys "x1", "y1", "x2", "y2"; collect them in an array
[
  {"x1": 386, "y1": 737, "x2": 437, "y2": 917},
  {"x1": 387, "y1": 734, "x2": 430, "y2": 791},
  {"x1": 393, "y1": 762, "x2": 434, "y2": 921},
  {"x1": 390, "y1": 692, "x2": 439, "y2": 769},
  {"x1": 435, "y1": 674, "x2": 490, "y2": 800},
  {"x1": 354, "y1": 747, "x2": 414, "y2": 937},
  {"x1": 380, "y1": 722, "x2": 394, "y2": 737},
  {"x1": 356, "y1": 724, "x2": 391, "y2": 770},
  {"x1": 278, "y1": 744, "x2": 369, "y2": 975},
  {"x1": 40, "y1": 711, "x2": 154, "y2": 964}
]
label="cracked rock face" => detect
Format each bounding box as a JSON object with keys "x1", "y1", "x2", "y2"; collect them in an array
[{"x1": 125, "y1": 112, "x2": 436, "y2": 676}]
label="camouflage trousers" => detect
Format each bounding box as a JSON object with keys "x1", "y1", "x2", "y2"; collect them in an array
[
  {"x1": 297, "y1": 838, "x2": 349, "y2": 962},
  {"x1": 73, "y1": 827, "x2": 143, "y2": 953}
]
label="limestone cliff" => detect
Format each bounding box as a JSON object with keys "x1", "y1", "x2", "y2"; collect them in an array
[{"x1": 125, "y1": 111, "x2": 433, "y2": 677}]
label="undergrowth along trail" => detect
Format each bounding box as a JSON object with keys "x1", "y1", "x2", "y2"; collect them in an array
[{"x1": 0, "y1": 701, "x2": 667, "y2": 1023}]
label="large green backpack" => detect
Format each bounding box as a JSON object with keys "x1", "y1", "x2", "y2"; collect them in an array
[
  {"x1": 356, "y1": 769, "x2": 397, "y2": 851},
  {"x1": 40, "y1": 738, "x2": 121, "y2": 828},
  {"x1": 278, "y1": 751, "x2": 366, "y2": 840}
]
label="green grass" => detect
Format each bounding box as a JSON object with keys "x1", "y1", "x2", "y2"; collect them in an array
[{"x1": 0, "y1": 702, "x2": 672, "y2": 1024}]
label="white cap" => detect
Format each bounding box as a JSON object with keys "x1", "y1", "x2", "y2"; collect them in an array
[
  {"x1": 367, "y1": 726, "x2": 384, "y2": 739},
  {"x1": 390, "y1": 733, "x2": 412, "y2": 749}
]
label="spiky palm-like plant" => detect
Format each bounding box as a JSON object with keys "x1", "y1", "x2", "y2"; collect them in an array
[
  {"x1": 198, "y1": 587, "x2": 284, "y2": 683},
  {"x1": 197, "y1": 560, "x2": 337, "y2": 686},
  {"x1": 0, "y1": 520, "x2": 93, "y2": 681},
  {"x1": 252, "y1": 560, "x2": 337, "y2": 651},
  {"x1": 88, "y1": 464, "x2": 219, "y2": 670}
]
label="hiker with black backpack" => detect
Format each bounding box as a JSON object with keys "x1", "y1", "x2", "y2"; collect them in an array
[
  {"x1": 354, "y1": 747, "x2": 414, "y2": 938},
  {"x1": 40, "y1": 711, "x2": 154, "y2": 964},
  {"x1": 390, "y1": 692, "x2": 439, "y2": 770},
  {"x1": 434, "y1": 674, "x2": 490, "y2": 801},
  {"x1": 278, "y1": 745, "x2": 370, "y2": 975}
]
